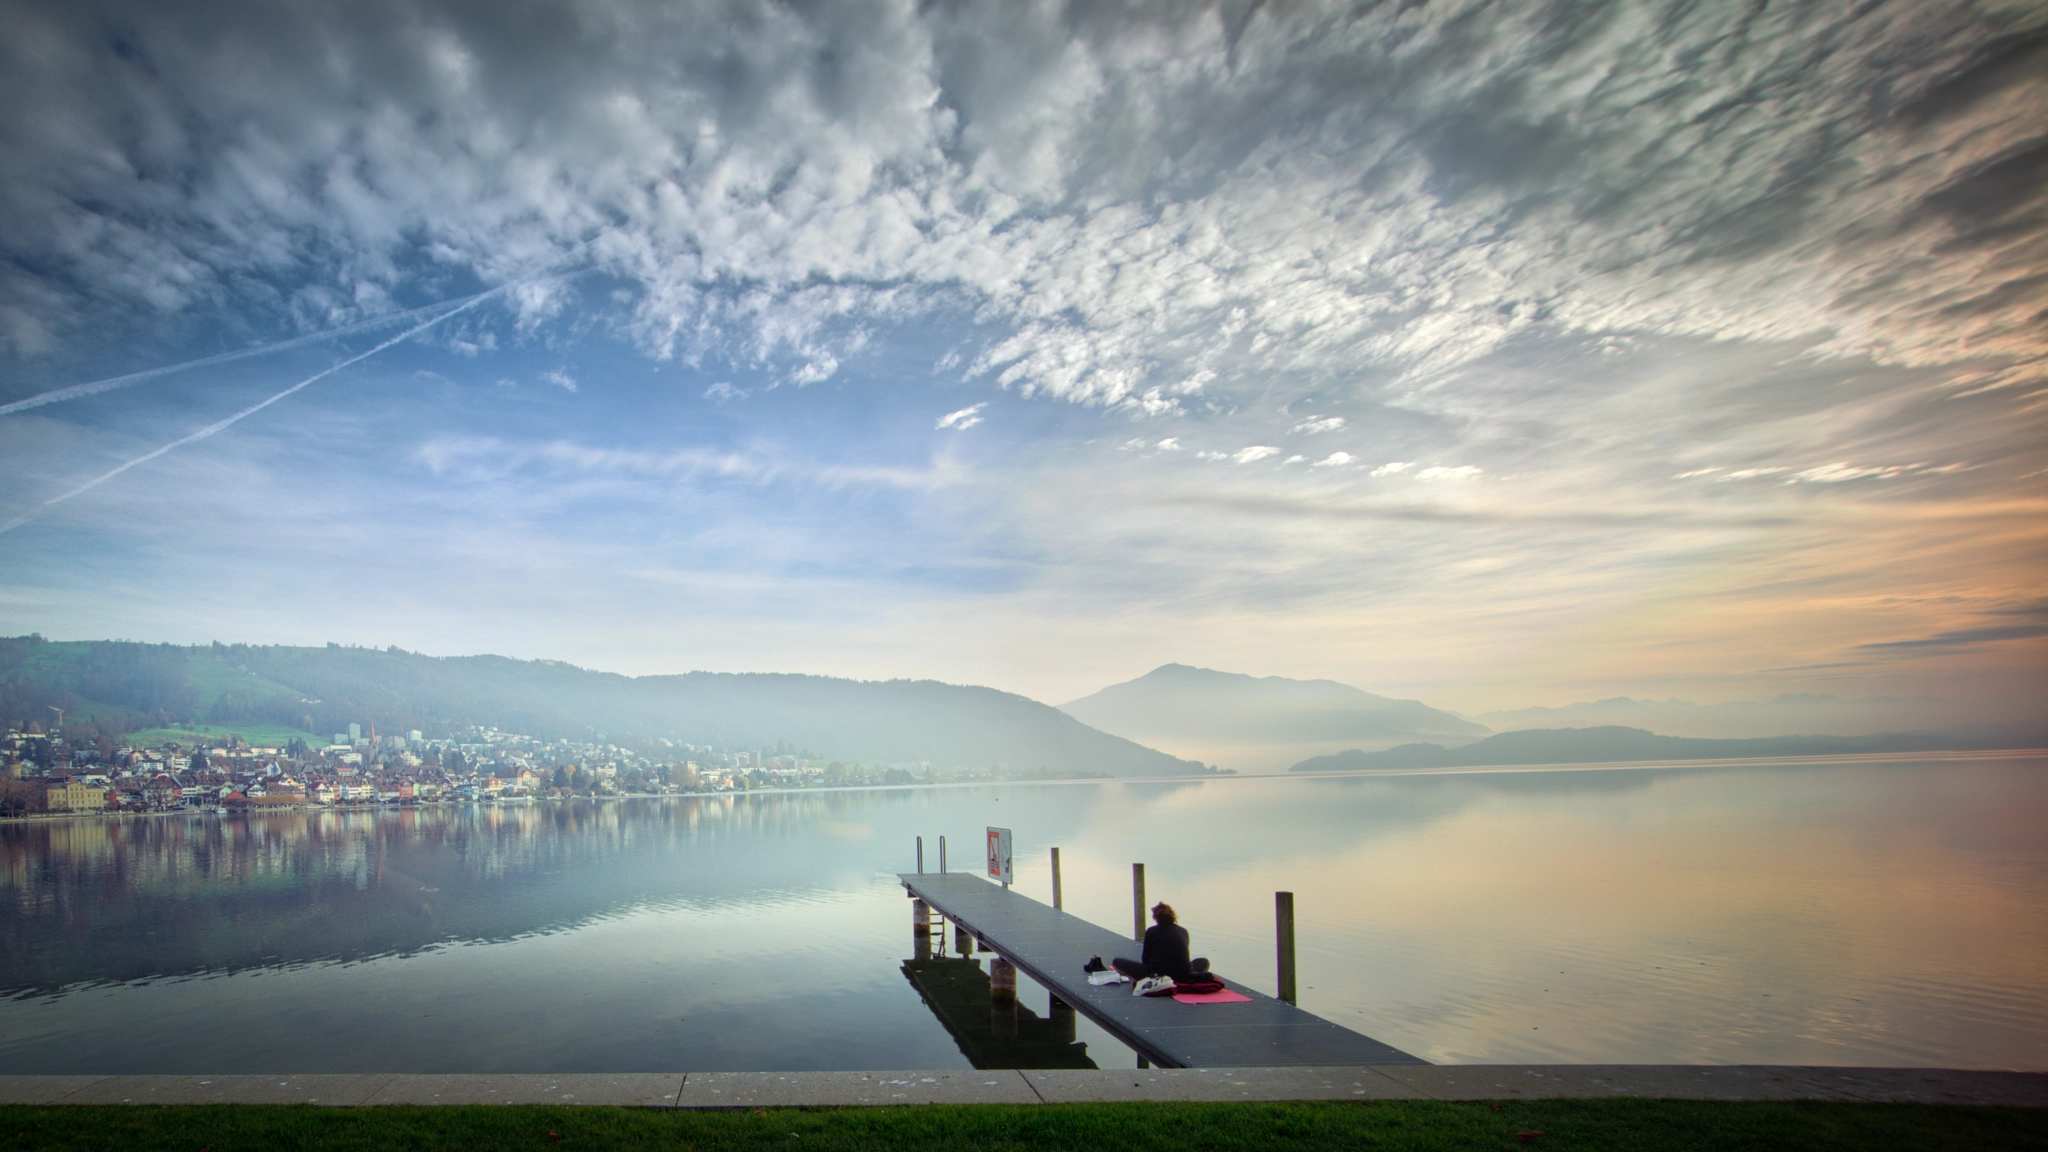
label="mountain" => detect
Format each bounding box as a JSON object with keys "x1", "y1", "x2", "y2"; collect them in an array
[
  {"x1": 1060, "y1": 663, "x2": 1486, "y2": 772},
  {"x1": 0, "y1": 636, "x2": 1203, "y2": 777},
  {"x1": 1472, "y1": 694, "x2": 1983, "y2": 739},
  {"x1": 1290, "y1": 725, "x2": 2026, "y2": 772}
]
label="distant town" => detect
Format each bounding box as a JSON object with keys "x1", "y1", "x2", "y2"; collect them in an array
[{"x1": 0, "y1": 720, "x2": 1025, "y2": 819}]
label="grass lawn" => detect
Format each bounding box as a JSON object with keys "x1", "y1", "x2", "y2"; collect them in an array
[
  {"x1": 4, "y1": 1099, "x2": 2044, "y2": 1151},
  {"x1": 122, "y1": 723, "x2": 324, "y2": 750}
]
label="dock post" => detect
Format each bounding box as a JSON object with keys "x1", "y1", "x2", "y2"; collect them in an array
[
  {"x1": 990, "y1": 954, "x2": 1018, "y2": 1036},
  {"x1": 1132, "y1": 863, "x2": 1146, "y2": 941},
  {"x1": 1276, "y1": 890, "x2": 1297, "y2": 1005},
  {"x1": 955, "y1": 921, "x2": 972, "y2": 957},
  {"x1": 916, "y1": 836, "x2": 924, "y2": 873},
  {"x1": 1050, "y1": 847, "x2": 1062, "y2": 909},
  {"x1": 912, "y1": 897, "x2": 931, "y2": 960},
  {"x1": 1047, "y1": 994, "x2": 1076, "y2": 1042},
  {"x1": 939, "y1": 835, "x2": 947, "y2": 874}
]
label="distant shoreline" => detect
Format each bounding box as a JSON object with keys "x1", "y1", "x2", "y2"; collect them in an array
[{"x1": 6, "y1": 747, "x2": 2040, "y2": 823}]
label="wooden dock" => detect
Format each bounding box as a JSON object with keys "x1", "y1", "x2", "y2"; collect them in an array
[{"x1": 900, "y1": 872, "x2": 1426, "y2": 1069}]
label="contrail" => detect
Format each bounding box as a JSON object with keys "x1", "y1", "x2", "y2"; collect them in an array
[
  {"x1": 0, "y1": 290, "x2": 494, "y2": 419},
  {"x1": 0, "y1": 288, "x2": 505, "y2": 536}
]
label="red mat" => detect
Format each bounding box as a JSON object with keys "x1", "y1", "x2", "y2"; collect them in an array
[{"x1": 1172, "y1": 987, "x2": 1253, "y2": 1004}]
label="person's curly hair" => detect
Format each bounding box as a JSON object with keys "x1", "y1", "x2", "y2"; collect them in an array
[{"x1": 1152, "y1": 902, "x2": 1177, "y2": 925}]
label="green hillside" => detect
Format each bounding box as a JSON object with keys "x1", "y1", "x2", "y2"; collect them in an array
[{"x1": 0, "y1": 635, "x2": 1204, "y2": 776}]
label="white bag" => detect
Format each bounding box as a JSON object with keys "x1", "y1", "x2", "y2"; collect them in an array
[
  {"x1": 1132, "y1": 974, "x2": 1175, "y2": 997},
  {"x1": 1087, "y1": 969, "x2": 1129, "y2": 986}
]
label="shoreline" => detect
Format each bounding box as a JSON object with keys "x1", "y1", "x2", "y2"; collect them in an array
[{"x1": 5, "y1": 746, "x2": 2043, "y2": 823}]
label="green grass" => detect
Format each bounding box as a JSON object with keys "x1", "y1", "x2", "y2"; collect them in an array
[
  {"x1": 122, "y1": 723, "x2": 324, "y2": 750},
  {"x1": 3, "y1": 1100, "x2": 2043, "y2": 1152}
]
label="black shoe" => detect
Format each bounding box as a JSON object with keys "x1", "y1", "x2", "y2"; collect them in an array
[{"x1": 1082, "y1": 955, "x2": 1105, "y2": 973}]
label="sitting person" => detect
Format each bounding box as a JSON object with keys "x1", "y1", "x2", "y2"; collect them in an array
[{"x1": 1111, "y1": 902, "x2": 1211, "y2": 984}]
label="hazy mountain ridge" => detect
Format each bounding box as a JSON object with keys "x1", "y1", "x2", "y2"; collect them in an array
[
  {"x1": 1473, "y1": 693, "x2": 1994, "y2": 739},
  {"x1": 1291, "y1": 726, "x2": 2036, "y2": 773},
  {"x1": 0, "y1": 637, "x2": 1204, "y2": 776},
  {"x1": 1060, "y1": 663, "x2": 1486, "y2": 772}
]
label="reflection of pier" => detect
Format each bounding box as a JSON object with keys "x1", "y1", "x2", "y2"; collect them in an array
[
  {"x1": 900, "y1": 957, "x2": 1095, "y2": 1069},
  {"x1": 904, "y1": 871, "x2": 1427, "y2": 1069}
]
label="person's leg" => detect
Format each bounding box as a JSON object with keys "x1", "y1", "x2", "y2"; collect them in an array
[{"x1": 1111, "y1": 957, "x2": 1146, "y2": 979}]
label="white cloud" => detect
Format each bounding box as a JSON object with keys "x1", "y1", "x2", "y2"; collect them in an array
[
  {"x1": 936, "y1": 403, "x2": 985, "y2": 430},
  {"x1": 1370, "y1": 462, "x2": 1415, "y2": 477},
  {"x1": 703, "y1": 382, "x2": 748, "y2": 403},
  {"x1": 2, "y1": 0, "x2": 2033, "y2": 411},
  {"x1": 1291, "y1": 415, "x2": 1346, "y2": 435},
  {"x1": 1314, "y1": 452, "x2": 1355, "y2": 468},
  {"x1": 1787, "y1": 462, "x2": 1917, "y2": 484},
  {"x1": 542, "y1": 369, "x2": 578, "y2": 393},
  {"x1": 1155, "y1": 438, "x2": 1182, "y2": 452},
  {"x1": 1232, "y1": 446, "x2": 1280, "y2": 464},
  {"x1": 1672, "y1": 467, "x2": 1721, "y2": 479},
  {"x1": 1415, "y1": 466, "x2": 1483, "y2": 482},
  {"x1": 415, "y1": 435, "x2": 961, "y2": 493},
  {"x1": 1716, "y1": 468, "x2": 1790, "y2": 481}
]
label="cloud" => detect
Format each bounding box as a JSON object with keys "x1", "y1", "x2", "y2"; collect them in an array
[
  {"x1": 542, "y1": 369, "x2": 578, "y2": 393},
  {"x1": 1415, "y1": 466, "x2": 1483, "y2": 482},
  {"x1": 1291, "y1": 415, "x2": 1346, "y2": 435},
  {"x1": 935, "y1": 403, "x2": 985, "y2": 430},
  {"x1": 1857, "y1": 604, "x2": 2048, "y2": 652},
  {"x1": 1314, "y1": 452, "x2": 1354, "y2": 468},
  {"x1": 416, "y1": 435, "x2": 961, "y2": 494},
  {"x1": 703, "y1": 382, "x2": 748, "y2": 403},
  {"x1": 1232, "y1": 446, "x2": 1279, "y2": 464},
  {"x1": 0, "y1": 0, "x2": 2035, "y2": 411},
  {"x1": 1788, "y1": 462, "x2": 1919, "y2": 484},
  {"x1": 1371, "y1": 462, "x2": 1415, "y2": 477}
]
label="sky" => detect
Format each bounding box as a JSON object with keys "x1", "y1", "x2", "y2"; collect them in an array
[{"x1": 0, "y1": 0, "x2": 2042, "y2": 722}]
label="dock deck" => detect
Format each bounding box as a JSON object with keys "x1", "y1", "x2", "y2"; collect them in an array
[{"x1": 900, "y1": 872, "x2": 1426, "y2": 1069}]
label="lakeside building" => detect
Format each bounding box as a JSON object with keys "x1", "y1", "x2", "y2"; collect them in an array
[{"x1": 44, "y1": 779, "x2": 108, "y2": 812}]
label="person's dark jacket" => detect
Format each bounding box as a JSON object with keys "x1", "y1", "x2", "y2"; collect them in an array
[{"x1": 1140, "y1": 922, "x2": 1192, "y2": 981}]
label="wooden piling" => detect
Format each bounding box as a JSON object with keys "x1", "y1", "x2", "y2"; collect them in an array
[
  {"x1": 1050, "y1": 846, "x2": 1063, "y2": 910},
  {"x1": 989, "y1": 956, "x2": 1017, "y2": 1004},
  {"x1": 1047, "y1": 994, "x2": 1076, "y2": 1043},
  {"x1": 939, "y1": 835, "x2": 947, "y2": 874},
  {"x1": 1132, "y1": 863, "x2": 1146, "y2": 941},
  {"x1": 1275, "y1": 890, "x2": 1297, "y2": 1005},
  {"x1": 916, "y1": 836, "x2": 924, "y2": 874},
  {"x1": 912, "y1": 897, "x2": 931, "y2": 961}
]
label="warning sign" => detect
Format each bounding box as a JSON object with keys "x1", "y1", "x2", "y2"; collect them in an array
[{"x1": 986, "y1": 826, "x2": 1013, "y2": 886}]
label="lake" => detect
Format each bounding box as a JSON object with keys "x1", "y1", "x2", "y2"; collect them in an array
[{"x1": 2, "y1": 755, "x2": 2044, "y2": 1073}]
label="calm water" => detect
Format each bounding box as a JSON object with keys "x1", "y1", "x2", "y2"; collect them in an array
[{"x1": 2, "y1": 756, "x2": 2044, "y2": 1072}]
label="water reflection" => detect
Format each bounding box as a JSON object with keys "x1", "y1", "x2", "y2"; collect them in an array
[
  {"x1": 0, "y1": 758, "x2": 2042, "y2": 1072},
  {"x1": 900, "y1": 959, "x2": 1094, "y2": 1069},
  {"x1": 3, "y1": 795, "x2": 927, "y2": 993}
]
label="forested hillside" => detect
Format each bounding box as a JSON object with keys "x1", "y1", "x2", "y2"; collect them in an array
[{"x1": 0, "y1": 636, "x2": 1203, "y2": 776}]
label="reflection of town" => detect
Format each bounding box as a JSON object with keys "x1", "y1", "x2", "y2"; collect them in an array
[
  {"x1": 4, "y1": 719, "x2": 965, "y2": 819},
  {"x1": 0, "y1": 790, "x2": 909, "y2": 994}
]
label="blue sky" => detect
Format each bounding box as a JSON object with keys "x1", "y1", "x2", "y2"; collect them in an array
[{"x1": 0, "y1": 0, "x2": 2042, "y2": 719}]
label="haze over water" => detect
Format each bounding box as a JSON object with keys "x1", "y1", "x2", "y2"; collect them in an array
[{"x1": 4, "y1": 756, "x2": 2042, "y2": 1073}]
